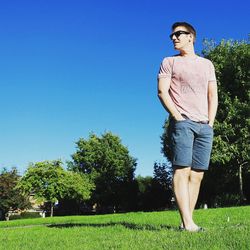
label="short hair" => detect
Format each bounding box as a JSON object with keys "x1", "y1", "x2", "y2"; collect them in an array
[{"x1": 172, "y1": 22, "x2": 196, "y2": 42}]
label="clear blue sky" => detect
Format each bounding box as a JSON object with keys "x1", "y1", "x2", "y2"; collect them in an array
[{"x1": 0, "y1": 0, "x2": 249, "y2": 176}]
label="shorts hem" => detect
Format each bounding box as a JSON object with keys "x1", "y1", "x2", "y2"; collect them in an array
[
  {"x1": 191, "y1": 166, "x2": 209, "y2": 171},
  {"x1": 172, "y1": 162, "x2": 192, "y2": 168},
  {"x1": 172, "y1": 162, "x2": 209, "y2": 171}
]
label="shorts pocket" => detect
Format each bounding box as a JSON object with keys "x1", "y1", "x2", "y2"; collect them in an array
[
  {"x1": 206, "y1": 124, "x2": 213, "y2": 130},
  {"x1": 203, "y1": 124, "x2": 214, "y2": 136},
  {"x1": 175, "y1": 119, "x2": 188, "y2": 123}
]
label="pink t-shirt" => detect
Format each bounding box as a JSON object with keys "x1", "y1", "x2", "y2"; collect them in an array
[{"x1": 158, "y1": 55, "x2": 217, "y2": 122}]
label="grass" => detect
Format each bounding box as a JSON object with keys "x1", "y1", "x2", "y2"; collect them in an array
[{"x1": 0, "y1": 206, "x2": 249, "y2": 250}]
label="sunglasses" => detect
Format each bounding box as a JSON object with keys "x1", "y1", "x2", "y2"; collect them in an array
[{"x1": 169, "y1": 30, "x2": 190, "y2": 40}]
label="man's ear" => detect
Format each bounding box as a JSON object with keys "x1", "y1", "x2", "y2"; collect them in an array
[{"x1": 189, "y1": 33, "x2": 195, "y2": 43}]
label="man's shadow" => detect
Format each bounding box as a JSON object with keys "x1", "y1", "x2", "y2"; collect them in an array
[{"x1": 48, "y1": 222, "x2": 178, "y2": 231}]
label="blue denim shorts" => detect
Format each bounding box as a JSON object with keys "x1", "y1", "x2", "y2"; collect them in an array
[{"x1": 168, "y1": 118, "x2": 214, "y2": 170}]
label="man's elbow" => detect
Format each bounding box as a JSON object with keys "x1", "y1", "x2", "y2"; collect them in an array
[
  {"x1": 208, "y1": 92, "x2": 218, "y2": 103},
  {"x1": 157, "y1": 90, "x2": 164, "y2": 101}
]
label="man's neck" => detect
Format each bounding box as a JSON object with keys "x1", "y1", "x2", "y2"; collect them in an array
[{"x1": 179, "y1": 47, "x2": 196, "y2": 58}]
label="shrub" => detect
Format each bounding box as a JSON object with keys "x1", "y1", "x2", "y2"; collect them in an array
[
  {"x1": 9, "y1": 211, "x2": 42, "y2": 220},
  {"x1": 213, "y1": 193, "x2": 242, "y2": 207}
]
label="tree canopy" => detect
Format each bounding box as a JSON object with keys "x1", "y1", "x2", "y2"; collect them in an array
[
  {"x1": 18, "y1": 160, "x2": 94, "y2": 216},
  {"x1": 202, "y1": 39, "x2": 250, "y2": 204},
  {"x1": 69, "y1": 132, "x2": 137, "y2": 211},
  {"x1": 0, "y1": 168, "x2": 30, "y2": 220}
]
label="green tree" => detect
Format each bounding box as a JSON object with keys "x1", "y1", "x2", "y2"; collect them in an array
[
  {"x1": 153, "y1": 162, "x2": 173, "y2": 208},
  {"x1": 69, "y1": 132, "x2": 137, "y2": 212},
  {"x1": 202, "y1": 39, "x2": 250, "y2": 203},
  {"x1": 153, "y1": 161, "x2": 173, "y2": 189},
  {"x1": 18, "y1": 160, "x2": 94, "y2": 216},
  {"x1": 134, "y1": 163, "x2": 173, "y2": 212},
  {"x1": 135, "y1": 175, "x2": 154, "y2": 211},
  {"x1": 0, "y1": 168, "x2": 30, "y2": 220}
]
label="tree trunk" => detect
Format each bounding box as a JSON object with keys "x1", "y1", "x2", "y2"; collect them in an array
[
  {"x1": 239, "y1": 164, "x2": 246, "y2": 203},
  {"x1": 50, "y1": 202, "x2": 54, "y2": 217}
]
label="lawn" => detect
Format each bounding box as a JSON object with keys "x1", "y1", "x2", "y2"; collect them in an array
[{"x1": 0, "y1": 206, "x2": 249, "y2": 250}]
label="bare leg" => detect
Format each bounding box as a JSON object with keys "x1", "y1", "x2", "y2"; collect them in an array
[
  {"x1": 173, "y1": 167, "x2": 198, "y2": 231},
  {"x1": 189, "y1": 169, "x2": 204, "y2": 216}
]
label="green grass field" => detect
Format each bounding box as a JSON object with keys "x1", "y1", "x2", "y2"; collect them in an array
[{"x1": 0, "y1": 206, "x2": 249, "y2": 250}]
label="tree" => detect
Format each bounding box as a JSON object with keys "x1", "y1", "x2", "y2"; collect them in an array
[
  {"x1": 134, "y1": 165, "x2": 173, "y2": 212},
  {"x1": 133, "y1": 163, "x2": 173, "y2": 212},
  {"x1": 202, "y1": 39, "x2": 250, "y2": 204},
  {"x1": 160, "y1": 119, "x2": 172, "y2": 162},
  {"x1": 18, "y1": 160, "x2": 94, "y2": 216},
  {"x1": 0, "y1": 168, "x2": 30, "y2": 220},
  {"x1": 69, "y1": 132, "x2": 137, "y2": 212},
  {"x1": 135, "y1": 175, "x2": 154, "y2": 211},
  {"x1": 153, "y1": 161, "x2": 173, "y2": 189},
  {"x1": 153, "y1": 161, "x2": 173, "y2": 208}
]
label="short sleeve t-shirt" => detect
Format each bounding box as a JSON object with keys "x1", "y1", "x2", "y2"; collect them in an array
[{"x1": 158, "y1": 55, "x2": 217, "y2": 122}]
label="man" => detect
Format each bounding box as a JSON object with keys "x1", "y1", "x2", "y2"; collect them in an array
[{"x1": 157, "y1": 22, "x2": 218, "y2": 232}]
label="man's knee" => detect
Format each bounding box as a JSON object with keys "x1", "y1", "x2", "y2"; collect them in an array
[
  {"x1": 174, "y1": 166, "x2": 191, "y2": 179},
  {"x1": 190, "y1": 170, "x2": 204, "y2": 183}
]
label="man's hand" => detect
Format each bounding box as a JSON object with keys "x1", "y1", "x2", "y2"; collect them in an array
[
  {"x1": 174, "y1": 114, "x2": 186, "y2": 122},
  {"x1": 208, "y1": 121, "x2": 214, "y2": 128}
]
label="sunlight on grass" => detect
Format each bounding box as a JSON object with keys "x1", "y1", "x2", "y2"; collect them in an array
[{"x1": 0, "y1": 206, "x2": 249, "y2": 250}]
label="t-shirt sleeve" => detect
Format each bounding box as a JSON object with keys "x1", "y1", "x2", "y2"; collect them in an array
[
  {"x1": 208, "y1": 61, "x2": 217, "y2": 83},
  {"x1": 157, "y1": 57, "x2": 173, "y2": 79}
]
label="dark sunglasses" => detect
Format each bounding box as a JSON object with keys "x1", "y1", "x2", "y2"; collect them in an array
[{"x1": 169, "y1": 30, "x2": 190, "y2": 40}]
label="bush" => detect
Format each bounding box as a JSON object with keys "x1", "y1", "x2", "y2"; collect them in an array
[
  {"x1": 213, "y1": 193, "x2": 242, "y2": 207},
  {"x1": 9, "y1": 211, "x2": 42, "y2": 220}
]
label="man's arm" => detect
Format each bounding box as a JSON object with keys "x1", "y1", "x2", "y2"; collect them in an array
[
  {"x1": 158, "y1": 78, "x2": 184, "y2": 121},
  {"x1": 207, "y1": 81, "x2": 218, "y2": 127}
]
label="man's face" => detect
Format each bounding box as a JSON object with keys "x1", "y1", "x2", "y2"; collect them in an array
[{"x1": 170, "y1": 26, "x2": 192, "y2": 50}]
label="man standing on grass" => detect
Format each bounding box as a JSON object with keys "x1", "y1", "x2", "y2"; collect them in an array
[{"x1": 157, "y1": 22, "x2": 218, "y2": 232}]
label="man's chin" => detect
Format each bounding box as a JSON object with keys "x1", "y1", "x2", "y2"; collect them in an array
[{"x1": 174, "y1": 45, "x2": 180, "y2": 50}]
